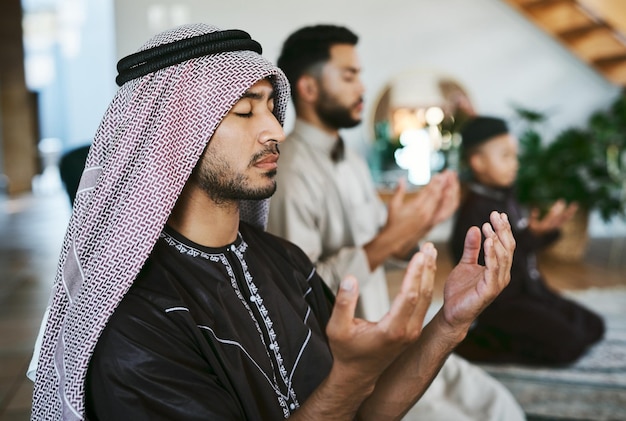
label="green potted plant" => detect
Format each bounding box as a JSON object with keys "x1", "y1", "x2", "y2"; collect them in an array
[
  {"x1": 587, "y1": 94, "x2": 626, "y2": 206},
  {"x1": 514, "y1": 99, "x2": 626, "y2": 260}
]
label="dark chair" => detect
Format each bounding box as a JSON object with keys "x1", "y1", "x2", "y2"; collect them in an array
[{"x1": 58, "y1": 144, "x2": 91, "y2": 206}]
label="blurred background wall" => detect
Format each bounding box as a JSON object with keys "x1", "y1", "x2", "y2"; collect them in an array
[{"x1": 5, "y1": 0, "x2": 625, "y2": 236}]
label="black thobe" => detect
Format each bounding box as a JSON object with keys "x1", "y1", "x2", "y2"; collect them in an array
[
  {"x1": 449, "y1": 183, "x2": 605, "y2": 365},
  {"x1": 86, "y1": 222, "x2": 335, "y2": 420}
]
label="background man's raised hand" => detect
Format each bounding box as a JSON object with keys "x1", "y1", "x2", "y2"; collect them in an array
[{"x1": 385, "y1": 171, "x2": 460, "y2": 260}]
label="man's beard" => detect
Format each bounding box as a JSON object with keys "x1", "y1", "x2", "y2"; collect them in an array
[
  {"x1": 194, "y1": 147, "x2": 278, "y2": 205},
  {"x1": 315, "y1": 89, "x2": 362, "y2": 129}
]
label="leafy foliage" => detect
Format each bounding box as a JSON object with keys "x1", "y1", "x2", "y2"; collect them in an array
[{"x1": 515, "y1": 98, "x2": 626, "y2": 222}]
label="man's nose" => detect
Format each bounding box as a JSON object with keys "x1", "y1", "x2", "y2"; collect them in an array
[{"x1": 260, "y1": 115, "x2": 286, "y2": 144}]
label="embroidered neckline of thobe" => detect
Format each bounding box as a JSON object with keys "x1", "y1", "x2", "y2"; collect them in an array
[{"x1": 159, "y1": 230, "x2": 300, "y2": 417}]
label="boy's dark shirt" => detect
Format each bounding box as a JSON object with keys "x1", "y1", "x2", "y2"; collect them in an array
[
  {"x1": 450, "y1": 182, "x2": 604, "y2": 365},
  {"x1": 450, "y1": 182, "x2": 559, "y2": 301}
]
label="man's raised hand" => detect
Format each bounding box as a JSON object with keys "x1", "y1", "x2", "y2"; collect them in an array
[
  {"x1": 440, "y1": 211, "x2": 515, "y2": 333},
  {"x1": 326, "y1": 243, "x2": 438, "y2": 382}
]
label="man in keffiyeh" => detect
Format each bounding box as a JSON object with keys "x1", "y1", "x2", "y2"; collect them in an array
[{"x1": 30, "y1": 23, "x2": 516, "y2": 420}]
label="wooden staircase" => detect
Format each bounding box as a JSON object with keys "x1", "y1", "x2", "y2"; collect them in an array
[{"x1": 503, "y1": 0, "x2": 626, "y2": 86}]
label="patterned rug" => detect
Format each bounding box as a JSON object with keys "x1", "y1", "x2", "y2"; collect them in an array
[{"x1": 476, "y1": 287, "x2": 626, "y2": 421}]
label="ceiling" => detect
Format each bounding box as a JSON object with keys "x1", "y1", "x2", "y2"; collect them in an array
[{"x1": 503, "y1": 0, "x2": 626, "y2": 86}]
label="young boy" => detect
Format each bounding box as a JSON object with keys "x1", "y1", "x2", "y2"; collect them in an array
[{"x1": 450, "y1": 115, "x2": 605, "y2": 365}]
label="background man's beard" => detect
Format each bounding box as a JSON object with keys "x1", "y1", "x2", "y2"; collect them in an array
[{"x1": 315, "y1": 94, "x2": 362, "y2": 129}]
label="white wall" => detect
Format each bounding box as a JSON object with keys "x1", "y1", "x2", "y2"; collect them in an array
[
  {"x1": 113, "y1": 0, "x2": 620, "y2": 130},
  {"x1": 23, "y1": 0, "x2": 116, "y2": 150},
  {"x1": 112, "y1": 0, "x2": 625, "y2": 236}
]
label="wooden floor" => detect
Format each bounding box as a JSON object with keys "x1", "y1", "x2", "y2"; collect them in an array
[
  {"x1": 0, "y1": 191, "x2": 70, "y2": 420},
  {"x1": 0, "y1": 188, "x2": 624, "y2": 420}
]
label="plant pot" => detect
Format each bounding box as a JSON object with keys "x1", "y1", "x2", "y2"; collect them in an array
[{"x1": 542, "y1": 208, "x2": 589, "y2": 262}]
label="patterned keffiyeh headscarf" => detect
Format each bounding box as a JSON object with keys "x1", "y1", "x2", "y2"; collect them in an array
[{"x1": 31, "y1": 23, "x2": 290, "y2": 420}]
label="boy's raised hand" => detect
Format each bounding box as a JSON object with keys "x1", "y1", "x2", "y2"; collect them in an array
[{"x1": 529, "y1": 199, "x2": 578, "y2": 236}]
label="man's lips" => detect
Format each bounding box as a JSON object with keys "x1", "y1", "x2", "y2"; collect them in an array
[{"x1": 254, "y1": 153, "x2": 279, "y2": 169}]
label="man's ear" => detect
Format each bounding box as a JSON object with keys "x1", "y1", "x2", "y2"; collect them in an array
[
  {"x1": 469, "y1": 152, "x2": 486, "y2": 175},
  {"x1": 296, "y1": 74, "x2": 319, "y2": 103}
]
